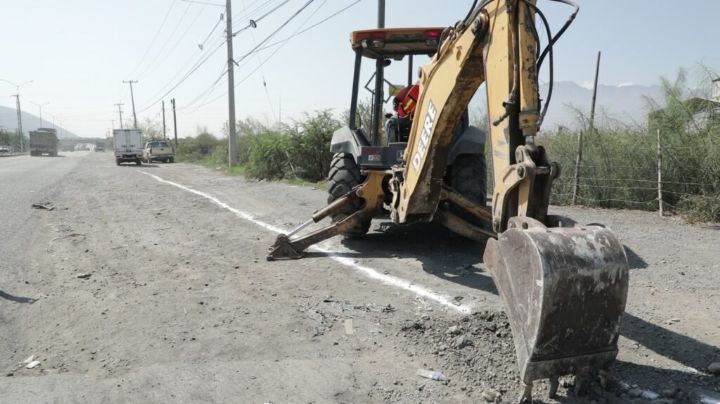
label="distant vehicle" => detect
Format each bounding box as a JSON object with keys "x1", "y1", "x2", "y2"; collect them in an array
[
  {"x1": 29, "y1": 128, "x2": 59, "y2": 157},
  {"x1": 143, "y1": 139, "x2": 175, "y2": 163},
  {"x1": 113, "y1": 129, "x2": 143, "y2": 166},
  {"x1": 95, "y1": 142, "x2": 105, "y2": 152},
  {"x1": 0, "y1": 145, "x2": 11, "y2": 155}
]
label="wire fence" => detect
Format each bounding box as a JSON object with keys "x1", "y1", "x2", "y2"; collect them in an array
[{"x1": 485, "y1": 120, "x2": 720, "y2": 223}]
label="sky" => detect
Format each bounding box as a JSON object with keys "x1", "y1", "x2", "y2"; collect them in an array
[{"x1": 0, "y1": 0, "x2": 718, "y2": 138}]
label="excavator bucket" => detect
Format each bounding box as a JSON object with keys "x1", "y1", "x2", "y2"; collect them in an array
[{"x1": 483, "y1": 217, "x2": 629, "y2": 386}]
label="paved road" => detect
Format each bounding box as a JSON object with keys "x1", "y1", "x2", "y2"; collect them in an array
[{"x1": 0, "y1": 153, "x2": 88, "y2": 279}]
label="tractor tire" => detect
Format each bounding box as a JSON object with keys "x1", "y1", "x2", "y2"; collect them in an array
[
  {"x1": 450, "y1": 153, "x2": 489, "y2": 227},
  {"x1": 327, "y1": 153, "x2": 371, "y2": 237}
]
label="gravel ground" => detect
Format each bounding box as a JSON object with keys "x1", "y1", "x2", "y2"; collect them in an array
[{"x1": 1, "y1": 152, "x2": 718, "y2": 403}]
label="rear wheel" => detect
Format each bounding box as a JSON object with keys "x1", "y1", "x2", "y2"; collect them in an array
[
  {"x1": 169, "y1": 157, "x2": 174, "y2": 163},
  {"x1": 136, "y1": 159, "x2": 142, "y2": 166},
  {"x1": 449, "y1": 153, "x2": 488, "y2": 227},
  {"x1": 451, "y1": 153, "x2": 488, "y2": 206},
  {"x1": 327, "y1": 153, "x2": 371, "y2": 237}
]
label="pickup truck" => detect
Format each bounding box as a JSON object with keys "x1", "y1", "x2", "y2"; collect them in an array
[
  {"x1": 113, "y1": 129, "x2": 144, "y2": 165},
  {"x1": 143, "y1": 140, "x2": 175, "y2": 163}
]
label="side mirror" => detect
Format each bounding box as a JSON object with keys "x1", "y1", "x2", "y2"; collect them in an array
[{"x1": 384, "y1": 113, "x2": 393, "y2": 119}]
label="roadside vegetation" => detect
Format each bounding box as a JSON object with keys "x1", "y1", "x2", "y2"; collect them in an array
[
  {"x1": 176, "y1": 71, "x2": 719, "y2": 223},
  {"x1": 177, "y1": 110, "x2": 339, "y2": 183},
  {"x1": 542, "y1": 70, "x2": 720, "y2": 223}
]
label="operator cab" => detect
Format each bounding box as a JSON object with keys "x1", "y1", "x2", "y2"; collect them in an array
[{"x1": 332, "y1": 27, "x2": 445, "y2": 169}]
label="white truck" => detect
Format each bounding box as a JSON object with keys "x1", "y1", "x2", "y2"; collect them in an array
[{"x1": 113, "y1": 129, "x2": 144, "y2": 166}]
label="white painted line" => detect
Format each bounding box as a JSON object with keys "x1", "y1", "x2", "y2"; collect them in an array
[{"x1": 140, "y1": 171, "x2": 472, "y2": 314}]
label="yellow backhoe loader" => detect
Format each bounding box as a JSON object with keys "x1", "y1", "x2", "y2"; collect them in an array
[{"x1": 268, "y1": 0, "x2": 629, "y2": 401}]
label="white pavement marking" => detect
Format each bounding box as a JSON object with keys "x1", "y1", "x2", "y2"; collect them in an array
[{"x1": 140, "y1": 171, "x2": 473, "y2": 314}]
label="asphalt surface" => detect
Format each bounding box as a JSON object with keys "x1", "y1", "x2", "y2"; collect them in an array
[{"x1": 0, "y1": 153, "x2": 85, "y2": 280}]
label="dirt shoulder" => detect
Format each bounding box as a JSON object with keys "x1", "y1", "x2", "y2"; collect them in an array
[{"x1": 1, "y1": 154, "x2": 718, "y2": 403}]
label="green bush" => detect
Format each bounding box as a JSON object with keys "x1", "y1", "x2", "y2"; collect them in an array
[
  {"x1": 245, "y1": 131, "x2": 292, "y2": 180},
  {"x1": 286, "y1": 110, "x2": 340, "y2": 181}
]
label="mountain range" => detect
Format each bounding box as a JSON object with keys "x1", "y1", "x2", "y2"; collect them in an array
[
  {"x1": 0, "y1": 105, "x2": 79, "y2": 139},
  {"x1": 539, "y1": 81, "x2": 664, "y2": 130},
  {"x1": 471, "y1": 81, "x2": 666, "y2": 131}
]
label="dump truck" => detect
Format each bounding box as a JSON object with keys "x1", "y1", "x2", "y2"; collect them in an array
[
  {"x1": 113, "y1": 129, "x2": 144, "y2": 166},
  {"x1": 29, "y1": 128, "x2": 59, "y2": 157}
]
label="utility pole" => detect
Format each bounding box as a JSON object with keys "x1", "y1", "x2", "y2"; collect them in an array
[
  {"x1": 162, "y1": 100, "x2": 167, "y2": 139},
  {"x1": 370, "y1": 0, "x2": 386, "y2": 145},
  {"x1": 13, "y1": 95, "x2": 24, "y2": 152},
  {"x1": 226, "y1": 0, "x2": 238, "y2": 167},
  {"x1": 657, "y1": 129, "x2": 663, "y2": 217},
  {"x1": 171, "y1": 98, "x2": 178, "y2": 148},
  {"x1": 31, "y1": 101, "x2": 49, "y2": 128},
  {"x1": 572, "y1": 51, "x2": 601, "y2": 205},
  {"x1": 123, "y1": 80, "x2": 139, "y2": 129},
  {"x1": 1, "y1": 79, "x2": 32, "y2": 152},
  {"x1": 588, "y1": 51, "x2": 601, "y2": 136},
  {"x1": 378, "y1": 0, "x2": 385, "y2": 27},
  {"x1": 115, "y1": 103, "x2": 124, "y2": 129}
]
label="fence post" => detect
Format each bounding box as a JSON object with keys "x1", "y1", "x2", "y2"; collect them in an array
[
  {"x1": 573, "y1": 51, "x2": 601, "y2": 206},
  {"x1": 657, "y1": 128, "x2": 663, "y2": 216},
  {"x1": 571, "y1": 130, "x2": 583, "y2": 205}
]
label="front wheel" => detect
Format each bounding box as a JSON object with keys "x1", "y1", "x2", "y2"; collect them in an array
[{"x1": 327, "y1": 153, "x2": 371, "y2": 237}]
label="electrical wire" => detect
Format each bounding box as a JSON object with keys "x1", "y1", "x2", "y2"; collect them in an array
[
  {"x1": 136, "y1": 40, "x2": 225, "y2": 113},
  {"x1": 199, "y1": 13, "x2": 225, "y2": 50},
  {"x1": 232, "y1": 0, "x2": 292, "y2": 36},
  {"x1": 186, "y1": 0, "x2": 356, "y2": 113},
  {"x1": 231, "y1": 0, "x2": 276, "y2": 21},
  {"x1": 256, "y1": 0, "x2": 361, "y2": 52},
  {"x1": 136, "y1": 1, "x2": 194, "y2": 79},
  {"x1": 127, "y1": 0, "x2": 178, "y2": 77},
  {"x1": 139, "y1": 31, "x2": 225, "y2": 105},
  {"x1": 142, "y1": 3, "x2": 210, "y2": 79},
  {"x1": 181, "y1": 0, "x2": 328, "y2": 112}
]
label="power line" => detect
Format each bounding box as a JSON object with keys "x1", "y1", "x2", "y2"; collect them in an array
[
  {"x1": 182, "y1": 0, "x2": 324, "y2": 112},
  {"x1": 136, "y1": 41, "x2": 225, "y2": 114},
  {"x1": 258, "y1": 0, "x2": 362, "y2": 52},
  {"x1": 232, "y1": 0, "x2": 279, "y2": 22},
  {"x1": 185, "y1": 0, "x2": 360, "y2": 112},
  {"x1": 199, "y1": 12, "x2": 225, "y2": 49},
  {"x1": 141, "y1": 35, "x2": 225, "y2": 105},
  {"x1": 135, "y1": 0, "x2": 194, "y2": 79},
  {"x1": 141, "y1": 2, "x2": 209, "y2": 79},
  {"x1": 232, "y1": 0, "x2": 291, "y2": 36},
  {"x1": 138, "y1": 0, "x2": 297, "y2": 115},
  {"x1": 234, "y1": 0, "x2": 315, "y2": 65},
  {"x1": 128, "y1": 0, "x2": 178, "y2": 77}
]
